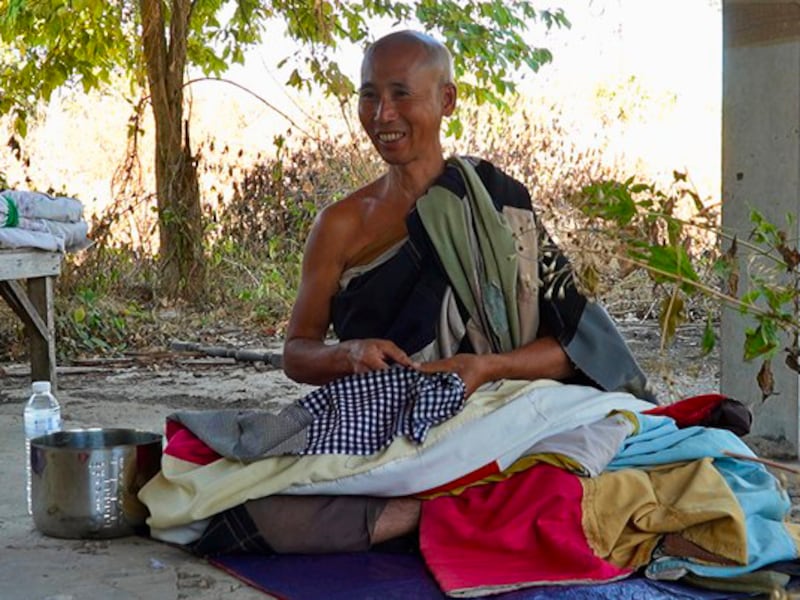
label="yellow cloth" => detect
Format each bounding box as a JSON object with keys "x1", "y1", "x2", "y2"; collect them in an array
[{"x1": 582, "y1": 457, "x2": 748, "y2": 570}]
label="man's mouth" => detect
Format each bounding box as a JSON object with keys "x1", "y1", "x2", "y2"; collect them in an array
[{"x1": 377, "y1": 132, "x2": 405, "y2": 143}]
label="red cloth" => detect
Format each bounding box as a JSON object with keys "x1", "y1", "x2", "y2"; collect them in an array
[
  {"x1": 643, "y1": 393, "x2": 727, "y2": 427},
  {"x1": 164, "y1": 419, "x2": 222, "y2": 466},
  {"x1": 419, "y1": 463, "x2": 631, "y2": 595}
]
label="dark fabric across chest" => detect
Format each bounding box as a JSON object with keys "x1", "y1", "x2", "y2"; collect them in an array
[
  {"x1": 331, "y1": 158, "x2": 545, "y2": 358},
  {"x1": 329, "y1": 160, "x2": 517, "y2": 356},
  {"x1": 330, "y1": 209, "x2": 468, "y2": 356}
]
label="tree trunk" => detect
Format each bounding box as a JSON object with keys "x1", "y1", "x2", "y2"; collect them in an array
[{"x1": 139, "y1": 0, "x2": 205, "y2": 301}]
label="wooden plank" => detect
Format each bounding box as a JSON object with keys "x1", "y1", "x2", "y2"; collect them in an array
[
  {"x1": 0, "y1": 280, "x2": 50, "y2": 339},
  {"x1": 0, "y1": 281, "x2": 25, "y2": 318},
  {"x1": 0, "y1": 250, "x2": 62, "y2": 281},
  {"x1": 27, "y1": 276, "x2": 57, "y2": 388},
  {"x1": 0, "y1": 250, "x2": 62, "y2": 389}
]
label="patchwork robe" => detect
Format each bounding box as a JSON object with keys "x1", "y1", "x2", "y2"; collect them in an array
[{"x1": 331, "y1": 156, "x2": 654, "y2": 401}]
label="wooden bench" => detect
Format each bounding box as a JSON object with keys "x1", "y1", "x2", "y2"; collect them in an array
[{"x1": 0, "y1": 249, "x2": 62, "y2": 389}]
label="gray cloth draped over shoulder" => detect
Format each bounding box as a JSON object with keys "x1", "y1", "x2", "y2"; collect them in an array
[{"x1": 331, "y1": 156, "x2": 656, "y2": 402}]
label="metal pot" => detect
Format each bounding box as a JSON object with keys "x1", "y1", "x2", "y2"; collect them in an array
[{"x1": 30, "y1": 428, "x2": 162, "y2": 539}]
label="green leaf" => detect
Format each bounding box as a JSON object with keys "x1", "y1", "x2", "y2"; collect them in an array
[
  {"x1": 634, "y1": 244, "x2": 699, "y2": 293},
  {"x1": 711, "y1": 256, "x2": 732, "y2": 277},
  {"x1": 740, "y1": 289, "x2": 761, "y2": 307},
  {"x1": 72, "y1": 306, "x2": 86, "y2": 324},
  {"x1": 13, "y1": 113, "x2": 27, "y2": 137},
  {"x1": 762, "y1": 285, "x2": 795, "y2": 312},
  {"x1": 749, "y1": 209, "x2": 780, "y2": 245},
  {"x1": 743, "y1": 321, "x2": 779, "y2": 361},
  {"x1": 446, "y1": 117, "x2": 463, "y2": 139},
  {"x1": 580, "y1": 181, "x2": 637, "y2": 226}
]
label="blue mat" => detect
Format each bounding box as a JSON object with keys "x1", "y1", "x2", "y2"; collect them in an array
[{"x1": 209, "y1": 552, "x2": 748, "y2": 600}]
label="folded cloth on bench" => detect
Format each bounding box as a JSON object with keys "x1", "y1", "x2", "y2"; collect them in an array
[
  {"x1": 1, "y1": 190, "x2": 83, "y2": 222},
  {"x1": 0, "y1": 189, "x2": 90, "y2": 251}
]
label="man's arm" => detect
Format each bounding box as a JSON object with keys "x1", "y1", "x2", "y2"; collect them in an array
[
  {"x1": 283, "y1": 204, "x2": 417, "y2": 385},
  {"x1": 419, "y1": 336, "x2": 574, "y2": 398}
]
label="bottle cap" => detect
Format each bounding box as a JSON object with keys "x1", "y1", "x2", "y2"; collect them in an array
[{"x1": 31, "y1": 381, "x2": 51, "y2": 394}]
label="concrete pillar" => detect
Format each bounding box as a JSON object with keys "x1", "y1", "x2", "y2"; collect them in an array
[{"x1": 722, "y1": 1, "x2": 800, "y2": 456}]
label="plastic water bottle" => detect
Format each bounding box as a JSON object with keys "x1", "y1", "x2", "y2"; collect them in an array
[{"x1": 24, "y1": 381, "x2": 61, "y2": 515}]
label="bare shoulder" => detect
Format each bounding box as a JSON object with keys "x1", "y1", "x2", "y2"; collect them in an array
[
  {"x1": 316, "y1": 179, "x2": 381, "y2": 230},
  {"x1": 308, "y1": 178, "x2": 384, "y2": 257}
]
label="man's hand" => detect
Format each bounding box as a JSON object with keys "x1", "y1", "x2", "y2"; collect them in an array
[
  {"x1": 419, "y1": 354, "x2": 491, "y2": 398},
  {"x1": 341, "y1": 339, "x2": 420, "y2": 374},
  {"x1": 418, "y1": 337, "x2": 576, "y2": 397}
]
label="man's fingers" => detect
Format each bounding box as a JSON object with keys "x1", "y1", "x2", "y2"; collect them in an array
[
  {"x1": 380, "y1": 342, "x2": 418, "y2": 369},
  {"x1": 418, "y1": 361, "x2": 442, "y2": 374},
  {"x1": 349, "y1": 339, "x2": 423, "y2": 372}
]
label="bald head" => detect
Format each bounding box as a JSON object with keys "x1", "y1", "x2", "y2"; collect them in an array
[
  {"x1": 357, "y1": 29, "x2": 457, "y2": 166},
  {"x1": 362, "y1": 30, "x2": 454, "y2": 86}
]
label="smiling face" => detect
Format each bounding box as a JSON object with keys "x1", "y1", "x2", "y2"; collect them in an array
[{"x1": 358, "y1": 34, "x2": 456, "y2": 167}]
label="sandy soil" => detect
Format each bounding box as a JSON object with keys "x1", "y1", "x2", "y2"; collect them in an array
[{"x1": 1, "y1": 319, "x2": 795, "y2": 600}]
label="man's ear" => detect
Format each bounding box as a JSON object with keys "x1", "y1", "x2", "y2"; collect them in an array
[{"x1": 441, "y1": 83, "x2": 457, "y2": 116}]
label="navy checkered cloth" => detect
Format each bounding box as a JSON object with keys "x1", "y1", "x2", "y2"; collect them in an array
[{"x1": 298, "y1": 366, "x2": 466, "y2": 455}]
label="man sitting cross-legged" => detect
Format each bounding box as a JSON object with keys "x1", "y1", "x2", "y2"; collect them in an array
[{"x1": 188, "y1": 29, "x2": 654, "y2": 556}]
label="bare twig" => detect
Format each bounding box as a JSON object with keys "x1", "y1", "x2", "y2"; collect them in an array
[
  {"x1": 722, "y1": 450, "x2": 800, "y2": 475},
  {"x1": 183, "y1": 76, "x2": 315, "y2": 137},
  {"x1": 621, "y1": 255, "x2": 793, "y2": 324}
]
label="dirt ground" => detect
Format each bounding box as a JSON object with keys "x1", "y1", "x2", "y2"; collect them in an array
[{"x1": 0, "y1": 319, "x2": 796, "y2": 600}]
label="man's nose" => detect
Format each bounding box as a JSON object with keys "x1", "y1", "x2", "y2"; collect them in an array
[{"x1": 375, "y1": 96, "x2": 397, "y2": 122}]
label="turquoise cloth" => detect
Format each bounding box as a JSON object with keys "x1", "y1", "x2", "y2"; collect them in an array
[
  {"x1": 609, "y1": 414, "x2": 755, "y2": 467},
  {"x1": 608, "y1": 414, "x2": 798, "y2": 578}
]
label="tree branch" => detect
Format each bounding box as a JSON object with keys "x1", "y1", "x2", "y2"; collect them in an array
[
  {"x1": 167, "y1": 0, "x2": 191, "y2": 121},
  {"x1": 183, "y1": 76, "x2": 316, "y2": 137},
  {"x1": 138, "y1": 0, "x2": 169, "y2": 123}
]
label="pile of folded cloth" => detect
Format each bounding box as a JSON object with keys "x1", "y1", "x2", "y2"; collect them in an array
[{"x1": 0, "y1": 190, "x2": 90, "y2": 252}]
